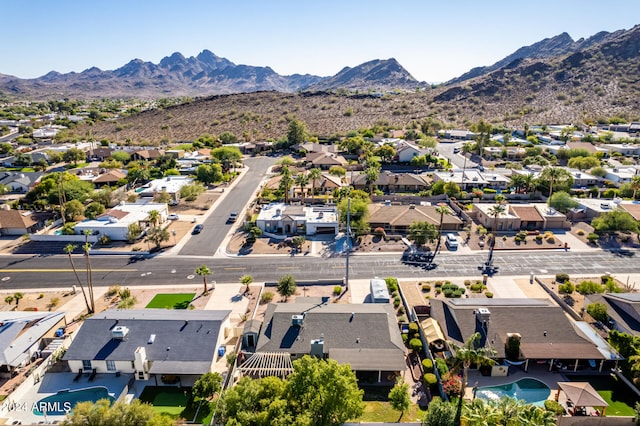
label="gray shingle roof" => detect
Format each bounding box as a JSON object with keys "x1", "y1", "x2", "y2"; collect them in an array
[
  {"x1": 64, "y1": 309, "x2": 230, "y2": 369},
  {"x1": 256, "y1": 303, "x2": 405, "y2": 371}
]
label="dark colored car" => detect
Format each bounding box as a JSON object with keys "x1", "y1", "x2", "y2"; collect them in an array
[{"x1": 192, "y1": 224, "x2": 204, "y2": 234}]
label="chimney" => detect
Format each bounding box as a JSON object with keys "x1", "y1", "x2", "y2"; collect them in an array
[{"x1": 310, "y1": 338, "x2": 324, "y2": 358}]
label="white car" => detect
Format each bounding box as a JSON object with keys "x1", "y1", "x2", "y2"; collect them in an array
[{"x1": 167, "y1": 214, "x2": 179, "y2": 220}]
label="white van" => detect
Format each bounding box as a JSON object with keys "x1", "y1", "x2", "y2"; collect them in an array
[{"x1": 445, "y1": 233, "x2": 458, "y2": 250}]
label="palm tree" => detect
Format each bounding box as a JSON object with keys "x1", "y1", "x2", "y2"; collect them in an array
[
  {"x1": 308, "y1": 168, "x2": 322, "y2": 197},
  {"x1": 240, "y1": 274, "x2": 253, "y2": 295},
  {"x1": 433, "y1": 204, "x2": 451, "y2": 253},
  {"x1": 294, "y1": 173, "x2": 309, "y2": 200},
  {"x1": 148, "y1": 209, "x2": 160, "y2": 228},
  {"x1": 487, "y1": 203, "x2": 507, "y2": 247},
  {"x1": 278, "y1": 165, "x2": 293, "y2": 204},
  {"x1": 83, "y1": 230, "x2": 96, "y2": 313},
  {"x1": 64, "y1": 243, "x2": 92, "y2": 314},
  {"x1": 196, "y1": 265, "x2": 212, "y2": 295},
  {"x1": 631, "y1": 175, "x2": 640, "y2": 200},
  {"x1": 543, "y1": 166, "x2": 564, "y2": 199},
  {"x1": 4, "y1": 295, "x2": 13, "y2": 305},
  {"x1": 450, "y1": 332, "x2": 497, "y2": 424},
  {"x1": 13, "y1": 292, "x2": 23, "y2": 307}
]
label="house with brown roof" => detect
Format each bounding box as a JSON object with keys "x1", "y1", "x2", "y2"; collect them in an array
[
  {"x1": 87, "y1": 147, "x2": 113, "y2": 161},
  {"x1": 427, "y1": 298, "x2": 613, "y2": 372},
  {"x1": 619, "y1": 203, "x2": 640, "y2": 221},
  {"x1": 473, "y1": 203, "x2": 568, "y2": 231},
  {"x1": 0, "y1": 210, "x2": 45, "y2": 236},
  {"x1": 305, "y1": 152, "x2": 348, "y2": 170},
  {"x1": 352, "y1": 171, "x2": 429, "y2": 193},
  {"x1": 92, "y1": 169, "x2": 127, "y2": 187},
  {"x1": 131, "y1": 149, "x2": 164, "y2": 161},
  {"x1": 368, "y1": 203, "x2": 463, "y2": 234}
]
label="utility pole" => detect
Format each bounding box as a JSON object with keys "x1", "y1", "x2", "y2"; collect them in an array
[{"x1": 345, "y1": 197, "x2": 351, "y2": 291}]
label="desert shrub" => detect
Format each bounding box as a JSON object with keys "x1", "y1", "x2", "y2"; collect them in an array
[
  {"x1": 401, "y1": 333, "x2": 408, "y2": 343},
  {"x1": 397, "y1": 306, "x2": 405, "y2": 314},
  {"x1": 576, "y1": 280, "x2": 604, "y2": 295},
  {"x1": 543, "y1": 231, "x2": 554, "y2": 239},
  {"x1": 333, "y1": 286, "x2": 342, "y2": 295},
  {"x1": 443, "y1": 289, "x2": 454, "y2": 298},
  {"x1": 544, "y1": 400, "x2": 565, "y2": 415},
  {"x1": 547, "y1": 236, "x2": 555, "y2": 244},
  {"x1": 535, "y1": 234, "x2": 543, "y2": 242},
  {"x1": 434, "y1": 281, "x2": 443, "y2": 287},
  {"x1": 409, "y1": 338, "x2": 423, "y2": 353},
  {"x1": 577, "y1": 229, "x2": 585, "y2": 236},
  {"x1": 421, "y1": 284, "x2": 431, "y2": 292},
  {"x1": 555, "y1": 273, "x2": 570, "y2": 283},
  {"x1": 385, "y1": 277, "x2": 399, "y2": 292},
  {"x1": 558, "y1": 282, "x2": 575, "y2": 294},
  {"x1": 422, "y1": 359, "x2": 434, "y2": 372},
  {"x1": 605, "y1": 279, "x2": 623, "y2": 293},
  {"x1": 451, "y1": 290, "x2": 463, "y2": 298},
  {"x1": 485, "y1": 292, "x2": 493, "y2": 298},
  {"x1": 393, "y1": 299, "x2": 401, "y2": 308},
  {"x1": 398, "y1": 316, "x2": 406, "y2": 322},
  {"x1": 374, "y1": 227, "x2": 386, "y2": 238},
  {"x1": 107, "y1": 285, "x2": 121, "y2": 296},
  {"x1": 586, "y1": 302, "x2": 609, "y2": 323},
  {"x1": 470, "y1": 283, "x2": 484, "y2": 293},
  {"x1": 464, "y1": 279, "x2": 471, "y2": 286},
  {"x1": 260, "y1": 291, "x2": 274, "y2": 304},
  {"x1": 423, "y1": 373, "x2": 438, "y2": 387},
  {"x1": 409, "y1": 322, "x2": 419, "y2": 334},
  {"x1": 587, "y1": 233, "x2": 599, "y2": 243}
]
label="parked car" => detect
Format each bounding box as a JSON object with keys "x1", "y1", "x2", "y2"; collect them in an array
[
  {"x1": 168, "y1": 214, "x2": 179, "y2": 220},
  {"x1": 192, "y1": 224, "x2": 204, "y2": 234},
  {"x1": 445, "y1": 233, "x2": 458, "y2": 250},
  {"x1": 227, "y1": 211, "x2": 238, "y2": 223}
]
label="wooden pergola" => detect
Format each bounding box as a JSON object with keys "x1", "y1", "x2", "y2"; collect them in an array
[{"x1": 237, "y1": 352, "x2": 294, "y2": 379}]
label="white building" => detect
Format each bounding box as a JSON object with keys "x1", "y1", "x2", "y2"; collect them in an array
[
  {"x1": 74, "y1": 202, "x2": 168, "y2": 241},
  {"x1": 137, "y1": 176, "x2": 193, "y2": 201},
  {"x1": 256, "y1": 203, "x2": 339, "y2": 236}
]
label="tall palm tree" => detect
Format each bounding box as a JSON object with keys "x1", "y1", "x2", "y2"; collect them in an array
[
  {"x1": 64, "y1": 243, "x2": 92, "y2": 314},
  {"x1": 148, "y1": 209, "x2": 160, "y2": 228},
  {"x1": 487, "y1": 203, "x2": 507, "y2": 247},
  {"x1": 308, "y1": 168, "x2": 322, "y2": 197},
  {"x1": 196, "y1": 265, "x2": 212, "y2": 295},
  {"x1": 366, "y1": 166, "x2": 380, "y2": 196},
  {"x1": 450, "y1": 332, "x2": 497, "y2": 425},
  {"x1": 543, "y1": 166, "x2": 564, "y2": 199},
  {"x1": 278, "y1": 165, "x2": 292, "y2": 204},
  {"x1": 82, "y1": 230, "x2": 96, "y2": 313},
  {"x1": 433, "y1": 204, "x2": 451, "y2": 254},
  {"x1": 294, "y1": 173, "x2": 309, "y2": 200}
]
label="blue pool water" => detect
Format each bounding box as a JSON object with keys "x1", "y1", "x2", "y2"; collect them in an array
[
  {"x1": 476, "y1": 378, "x2": 551, "y2": 406},
  {"x1": 33, "y1": 386, "x2": 115, "y2": 415}
]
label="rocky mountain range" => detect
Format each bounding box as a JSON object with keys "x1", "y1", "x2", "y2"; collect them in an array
[{"x1": 0, "y1": 51, "x2": 420, "y2": 99}]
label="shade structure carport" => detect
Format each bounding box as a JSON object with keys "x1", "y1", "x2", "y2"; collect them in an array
[
  {"x1": 421, "y1": 317, "x2": 446, "y2": 351},
  {"x1": 556, "y1": 382, "x2": 608, "y2": 416}
]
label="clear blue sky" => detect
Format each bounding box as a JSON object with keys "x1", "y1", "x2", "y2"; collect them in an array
[{"x1": 2, "y1": 0, "x2": 638, "y2": 83}]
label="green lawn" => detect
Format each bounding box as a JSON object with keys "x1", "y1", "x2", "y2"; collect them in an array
[
  {"x1": 146, "y1": 293, "x2": 195, "y2": 309},
  {"x1": 138, "y1": 386, "x2": 212, "y2": 423},
  {"x1": 568, "y1": 375, "x2": 637, "y2": 416},
  {"x1": 355, "y1": 401, "x2": 426, "y2": 423}
]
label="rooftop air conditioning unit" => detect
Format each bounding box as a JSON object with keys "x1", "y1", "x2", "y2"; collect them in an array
[
  {"x1": 111, "y1": 326, "x2": 129, "y2": 340},
  {"x1": 476, "y1": 308, "x2": 491, "y2": 323},
  {"x1": 292, "y1": 315, "x2": 304, "y2": 326}
]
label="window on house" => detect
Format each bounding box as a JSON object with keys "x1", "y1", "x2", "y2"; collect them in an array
[
  {"x1": 106, "y1": 360, "x2": 116, "y2": 371},
  {"x1": 82, "y1": 360, "x2": 92, "y2": 371}
]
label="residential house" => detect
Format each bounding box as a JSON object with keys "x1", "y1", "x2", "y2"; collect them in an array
[
  {"x1": 427, "y1": 298, "x2": 615, "y2": 373},
  {"x1": 299, "y1": 142, "x2": 339, "y2": 154},
  {"x1": 438, "y1": 129, "x2": 476, "y2": 140},
  {"x1": 570, "y1": 198, "x2": 622, "y2": 220},
  {"x1": 304, "y1": 152, "x2": 348, "y2": 170},
  {"x1": 395, "y1": 141, "x2": 428, "y2": 163},
  {"x1": 567, "y1": 169, "x2": 599, "y2": 188},
  {"x1": 131, "y1": 149, "x2": 164, "y2": 161},
  {"x1": 86, "y1": 147, "x2": 114, "y2": 162},
  {"x1": 0, "y1": 312, "x2": 66, "y2": 377},
  {"x1": 566, "y1": 142, "x2": 600, "y2": 155},
  {"x1": 483, "y1": 147, "x2": 526, "y2": 160},
  {"x1": 248, "y1": 301, "x2": 406, "y2": 383},
  {"x1": 137, "y1": 176, "x2": 193, "y2": 202},
  {"x1": 601, "y1": 144, "x2": 640, "y2": 156},
  {"x1": 583, "y1": 293, "x2": 640, "y2": 336},
  {"x1": 0, "y1": 210, "x2": 47, "y2": 235},
  {"x1": 352, "y1": 171, "x2": 429, "y2": 193},
  {"x1": 473, "y1": 203, "x2": 568, "y2": 231},
  {"x1": 433, "y1": 170, "x2": 510, "y2": 191},
  {"x1": 368, "y1": 203, "x2": 463, "y2": 234},
  {"x1": 603, "y1": 167, "x2": 639, "y2": 186},
  {"x1": 64, "y1": 309, "x2": 231, "y2": 380},
  {"x1": 92, "y1": 169, "x2": 127, "y2": 187},
  {"x1": 0, "y1": 171, "x2": 43, "y2": 193},
  {"x1": 619, "y1": 203, "x2": 640, "y2": 222},
  {"x1": 255, "y1": 203, "x2": 338, "y2": 236},
  {"x1": 73, "y1": 202, "x2": 168, "y2": 241}
]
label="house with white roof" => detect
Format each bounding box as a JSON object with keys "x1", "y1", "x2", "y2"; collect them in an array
[
  {"x1": 433, "y1": 170, "x2": 510, "y2": 191},
  {"x1": 601, "y1": 143, "x2": 640, "y2": 156},
  {"x1": 256, "y1": 203, "x2": 338, "y2": 236},
  {"x1": 394, "y1": 141, "x2": 429, "y2": 163},
  {"x1": 137, "y1": 176, "x2": 193, "y2": 202},
  {"x1": 603, "y1": 167, "x2": 638, "y2": 185},
  {"x1": 73, "y1": 202, "x2": 168, "y2": 241}
]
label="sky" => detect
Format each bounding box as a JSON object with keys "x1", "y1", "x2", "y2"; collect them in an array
[{"x1": 2, "y1": 0, "x2": 639, "y2": 83}]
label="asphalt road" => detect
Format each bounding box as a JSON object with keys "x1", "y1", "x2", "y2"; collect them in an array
[
  {"x1": 178, "y1": 156, "x2": 276, "y2": 256},
  {"x1": 437, "y1": 141, "x2": 477, "y2": 169},
  {"x1": 0, "y1": 249, "x2": 637, "y2": 290}
]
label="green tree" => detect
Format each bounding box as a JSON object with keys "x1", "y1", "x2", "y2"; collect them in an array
[
  {"x1": 568, "y1": 156, "x2": 600, "y2": 170},
  {"x1": 240, "y1": 274, "x2": 253, "y2": 294},
  {"x1": 60, "y1": 398, "x2": 173, "y2": 426},
  {"x1": 328, "y1": 166, "x2": 346, "y2": 180},
  {"x1": 287, "y1": 355, "x2": 364, "y2": 426},
  {"x1": 337, "y1": 196, "x2": 369, "y2": 235},
  {"x1": 127, "y1": 223, "x2": 142, "y2": 243},
  {"x1": 287, "y1": 118, "x2": 307, "y2": 146},
  {"x1": 111, "y1": 151, "x2": 131, "y2": 163},
  {"x1": 211, "y1": 146, "x2": 242, "y2": 171},
  {"x1": 277, "y1": 274, "x2": 296, "y2": 301},
  {"x1": 366, "y1": 165, "x2": 380, "y2": 196},
  {"x1": 443, "y1": 181, "x2": 461, "y2": 197},
  {"x1": 421, "y1": 397, "x2": 456, "y2": 426},
  {"x1": 146, "y1": 226, "x2": 170, "y2": 250},
  {"x1": 220, "y1": 376, "x2": 293, "y2": 425},
  {"x1": 308, "y1": 168, "x2": 322, "y2": 196},
  {"x1": 537, "y1": 167, "x2": 573, "y2": 198},
  {"x1": 195, "y1": 265, "x2": 212, "y2": 294},
  {"x1": 13, "y1": 292, "x2": 23, "y2": 306},
  {"x1": 147, "y1": 209, "x2": 160, "y2": 228},
  {"x1": 84, "y1": 201, "x2": 106, "y2": 220},
  {"x1": 63, "y1": 147, "x2": 86, "y2": 165},
  {"x1": 388, "y1": 381, "x2": 411, "y2": 421},
  {"x1": 592, "y1": 210, "x2": 639, "y2": 234},
  {"x1": 279, "y1": 165, "x2": 293, "y2": 203},
  {"x1": 295, "y1": 173, "x2": 309, "y2": 199},
  {"x1": 180, "y1": 182, "x2": 206, "y2": 201},
  {"x1": 64, "y1": 199, "x2": 85, "y2": 221},
  {"x1": 195, "y1": 163, "x2": 223, "y2": 185},
  {"x1": 192, "y1": 372, "x2": 223, "y2": 401},
  {"x1": 590, "y1": 166, "x2": 607, "y2": 178},
  {"x1": 548, "y1": 191, "x2": 579, "y2": 213},
  {"x1": 586, "y1": 302, "x2": 609, "y2": 323},
  {"x1": 472, "y1": 119, "x2": 493, "y2": 159},
  {"x1": 4, "y1": 296, "x2": 13, "y2": 305},
  {"x1": 374, "y1": 144, "x2": 396, "y2": 162},
  {"x1": 409, "y1": 221, "x2": 438, "y2": 247},
  {"x1": 631, "y1": 175, "x2": 640, "y2": 200}
]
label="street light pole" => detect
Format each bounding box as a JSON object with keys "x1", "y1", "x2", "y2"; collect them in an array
[{"x1": 345, "y1": 197, "x2": 351, "y2": 291}]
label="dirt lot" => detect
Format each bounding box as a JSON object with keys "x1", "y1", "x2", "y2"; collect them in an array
[
  {"x1": 0, "y1": 290, "x2": 73, "y2": 312},
  {"x1": 466, "y1": 223, "x2": 567, "y2": 251}
]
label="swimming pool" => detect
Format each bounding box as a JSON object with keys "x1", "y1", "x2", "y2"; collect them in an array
[
  {"x1": 33, "y1": 386, "x2": 115, "y2": 416},
  {"x1": 476, "y1": 378, "x2": 551, "y2": 406}
]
